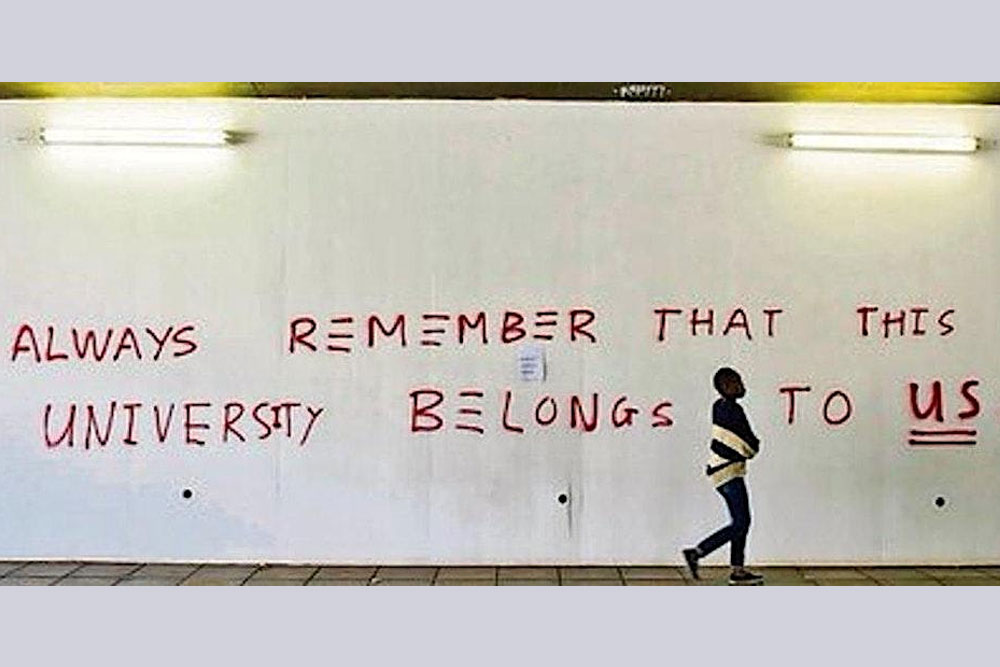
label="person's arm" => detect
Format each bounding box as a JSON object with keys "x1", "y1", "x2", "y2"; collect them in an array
[
  {"x1": 710, "y1": 439, "x2": 745, "y2": 462},
  {"x1": 734, "y1": 403, "x2": 760, "y2": 458}
]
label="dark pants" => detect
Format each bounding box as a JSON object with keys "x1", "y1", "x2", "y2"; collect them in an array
[{"x1": 696, "y1": 477, "x2": 751, "y2": 567}]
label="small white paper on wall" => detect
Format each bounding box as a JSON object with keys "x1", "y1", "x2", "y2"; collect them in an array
[{"x1": 517, "y1": 344, "x2": 545, "y2": 382}]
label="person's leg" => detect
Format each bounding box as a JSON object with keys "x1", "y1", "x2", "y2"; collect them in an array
[
  {"x1": 694, "y1": 481, "x2": 739, "y2": 557},
  {"x1": 683, "y1": 478, "x2": 752, "y2": 580},
  {"x1": 719, "y1": 478, "x2": 751, "y2": 568},
  {"x1": 721, "y1": 479, "x2": 761, "y2": 584}
]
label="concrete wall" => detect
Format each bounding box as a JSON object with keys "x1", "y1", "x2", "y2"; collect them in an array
[{"x1": 1, "y1": 99, "x2": 998, "y2": 564}]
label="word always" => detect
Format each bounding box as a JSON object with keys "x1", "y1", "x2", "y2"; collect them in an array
[{"x1": 11, "y1": 323, "x2": 198, "y2": 363}]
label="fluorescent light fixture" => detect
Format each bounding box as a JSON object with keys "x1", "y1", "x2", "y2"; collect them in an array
[
  {"x1": 39, "y1": 128, "x2": 234, "y2": 147},
  {"x1": 787, "y1": 133, "x2": 979, "y2": 154}
]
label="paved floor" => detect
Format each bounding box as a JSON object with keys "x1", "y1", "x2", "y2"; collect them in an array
[{"x1": 1, "y1": 562, "x2": 999, "y2": 585}]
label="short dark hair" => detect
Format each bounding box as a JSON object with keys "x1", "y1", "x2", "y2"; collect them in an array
[{"x1": 713, "y1": 367, "x2": 741, "y2": 394}]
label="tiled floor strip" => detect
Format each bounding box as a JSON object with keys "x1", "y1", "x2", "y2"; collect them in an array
[{"x1": 1, "y1": 562, "x2": 999, "y2": 585}]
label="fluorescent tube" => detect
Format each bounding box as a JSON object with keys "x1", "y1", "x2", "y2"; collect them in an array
[
  {"x1": 787, "y1": 133, "x2": 979, "y2": 154},
  {"x1": 40, "y1": 128, "x2": 233, "y2": 147}
]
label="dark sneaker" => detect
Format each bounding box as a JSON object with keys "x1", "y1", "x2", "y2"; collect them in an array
[
  {"x1": 728, "y1": 569, "x2": 764, "y2": 586},
  {"x1": 682, "y1": 548, "x2": 700, "y2": 580}
]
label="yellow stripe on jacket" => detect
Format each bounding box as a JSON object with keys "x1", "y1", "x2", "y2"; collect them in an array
[
  {"x1": 711, "y1": 425, "x2": 757, "y2": 459},
  {"x1": 708, "y1": 460, "x2": 746, "y2": 487},
  {"x1": 707, "y1": 451, "x2": 746, "y2": 487}
]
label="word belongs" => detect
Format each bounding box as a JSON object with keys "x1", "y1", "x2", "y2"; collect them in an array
[{"x1": 409, "y1": 386, "x2": 674, "y2": 435}]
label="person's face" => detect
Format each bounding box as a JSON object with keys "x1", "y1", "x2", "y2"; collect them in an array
[{"x1": 724, "y1": 375, "x2": 746, "y2": 399}]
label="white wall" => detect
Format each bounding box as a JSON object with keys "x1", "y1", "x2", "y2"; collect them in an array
[{"x1": 1, "y1": 99, "x2": 998, "y2": 564}]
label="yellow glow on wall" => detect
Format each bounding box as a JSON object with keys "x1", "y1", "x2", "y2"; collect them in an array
[
  {"x1": 757, "y1": 82, "x2": 998, "y2": 105},
  {"x1": 1, "y1": 82, "x2": 246, "y2": 98}
]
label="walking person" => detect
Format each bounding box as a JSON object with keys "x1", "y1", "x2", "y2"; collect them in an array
[{"x1": 682, "y1": 367, "x2": 764, "y2": 585}]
